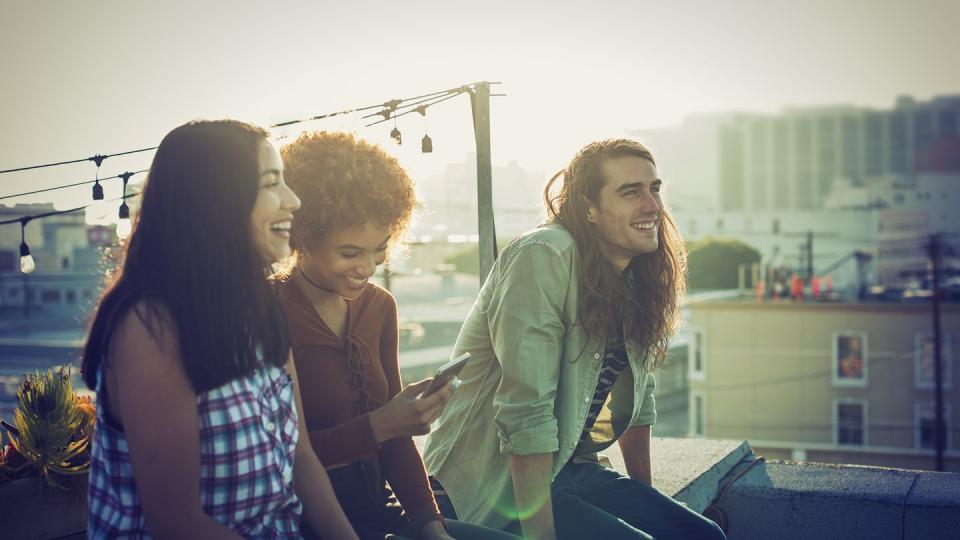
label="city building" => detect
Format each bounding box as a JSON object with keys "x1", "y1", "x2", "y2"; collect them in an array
[
  {"x1": 686, "y1": 297, "x2": 960, "y2": 472},
  {"x1": 414, "y1": 155, "x2": 546, "y2": 240},
  {"x1": 629, "y1": 96, "x2": 960, "y2": 292},
  {"x1": 715, "y1": 95, "x2": 960, "y2": 212},
  {"x1": 0, "y1": 203, "x2": 116, "y2": 321}
]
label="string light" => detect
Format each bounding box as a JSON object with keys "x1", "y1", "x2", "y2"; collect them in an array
[
  {"x1": 417, "y1": 105, "x2": 433, "y2": 153},
  {"x1": 1, "y1": 192, "x2": 140, "y2": 273},
  {"x1": 19, "y1": 218, "x2": 35, "y2": 274},
  {"x1": 2, "y1": 83, "x2": 497, "y2": 199},
  {"x1": 91, "y1": 154, "x2": 106, "y2": 201},
  {"x1": 0, "y1": 82, "x2": 504, "y2": 276},
  {"x1": 0, "y1": 169, "x2": 148, "y2": 203},
  {"x1": 390, "y1": 116, "x2": 402, "y2": 145},
  {"x1": 116, "y1": 172, "x2": 133, "y2": 239},
  {"x1": 0, "y1": 146, "x2": 157, "y2": 176}
]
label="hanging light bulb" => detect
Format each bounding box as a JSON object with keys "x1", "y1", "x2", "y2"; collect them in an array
[
  {"x1": 115, "y1": 217, "x2": 132, "y2": 239},
  {"x1": 92, "y1": 179, "x2": 104, "y2": 200},
  {"x1": 19, "y1": 219, "x2": 35, "y2": 274},
  {"x1": 116, "y1": 172, "x2": 132, "y2": 239},
  {"x1": 390, "y1": 126, "x2": 402, "y2": 145},
  {"x1": 91, "y1": 154, "x2": 106, "y2": 200},
  {"x1": 416, "y1": 105, "x2": 432, "y2": 153},
  {"x1": 116, "y1": 202, "x2": 131, "y2": 239}
]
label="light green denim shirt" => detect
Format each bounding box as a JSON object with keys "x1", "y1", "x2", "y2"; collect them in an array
[{"x1": 422, "y1": 223, "x2": 657, "y2": 530}]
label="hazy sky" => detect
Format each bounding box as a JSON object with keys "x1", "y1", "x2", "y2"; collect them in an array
[{"x1": 1, "y1": 0, "x2": 958, "y2": 215}]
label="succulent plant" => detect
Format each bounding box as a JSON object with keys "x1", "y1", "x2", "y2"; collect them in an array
[{"x1": 0, "y1": 367, "x2": 92, "y2": 489}]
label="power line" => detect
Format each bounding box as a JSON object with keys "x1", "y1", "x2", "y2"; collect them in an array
[
  {"x1": 0, "y1": 170, "x2": 148, "y2": 202},
  {"x1": 703, "y1": 353, "x2": 905, "y2": 391},
  {"x1": 0, "y1": 147, "x2": 157, "y2": 175}
]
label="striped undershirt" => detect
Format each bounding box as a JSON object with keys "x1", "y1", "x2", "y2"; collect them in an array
[{"x1": 579, "y1": 345, "x2": 630, "y2": 444}]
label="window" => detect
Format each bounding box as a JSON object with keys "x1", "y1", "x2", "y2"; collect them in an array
[
  {"x1": 772, "y1": 218, "x2": 781, "y2": 235},
  {"x1": 41, "y1": 290, "x2": 61, "y2": 304},
  {"x1": 691, "y1": 392, "x2": 706, "y2": 437},
  {"x1": 915, "y1": 402, "x2": 952, "y2": 450},
  {"x1": 914, "y1": 332, "x2": 952, "y2": 390},
  {"x1": 688, "y1": 329, "x2": 705, "y2": 380},
  {"x1": 835, "y1": 399, "x2": 867, "y2": 446},
  {"x1": 832, "y1": 331, "x2": 868, "y2": 387},
  {"x1": 0, "y1": 250, "x2": 15, "y2": 272},
  {"x1": 66, "y1": 290, "x2": 76, "y2": 304}
]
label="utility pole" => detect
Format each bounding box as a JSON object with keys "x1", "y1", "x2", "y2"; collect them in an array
[
  {"x1": 783, "y1": 230, "x2": 838, "y2": 284},
  {"x1": 928, "y1": 234, "x2": 945, "y2": 471},
  {"x1": 470, "y1": 82, "x2": 497, "y2": 285}
]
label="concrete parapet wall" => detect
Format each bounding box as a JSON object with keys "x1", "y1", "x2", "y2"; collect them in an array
[{"x1": 721, "y1": 460, "x2": 960, "y2": 540}]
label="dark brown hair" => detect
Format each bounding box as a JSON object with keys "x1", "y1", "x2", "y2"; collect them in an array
[
  {"x1": 82, "y1": 120, "x2": 291, "y2": 392},
  {"x1": 280, "y1": 131, "x2": 415, "y2": 257},
  {"x1": 544, "y1": 139, "x2": 686, "y2": 369}
]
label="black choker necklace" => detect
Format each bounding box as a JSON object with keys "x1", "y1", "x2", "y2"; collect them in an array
[{"x1": 299, "y1": 268, "x2": 337, "y2": 293}]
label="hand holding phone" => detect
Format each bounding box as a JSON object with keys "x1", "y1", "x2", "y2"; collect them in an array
[
  {"x1": 369, "y1": 353, "x2": 471, "y2": 442},
  {"x1": 420, "y1": 352, "x2": 470, "y2": 397}
]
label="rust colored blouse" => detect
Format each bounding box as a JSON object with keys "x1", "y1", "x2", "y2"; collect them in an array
[{"x1": 276, "y1": 276, "x2": 442, "y2": 530}]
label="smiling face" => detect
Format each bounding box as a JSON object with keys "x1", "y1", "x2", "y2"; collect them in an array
[
  {"x1": 300, "y1": 222, "x2": 391, "y2": 300},
  {"x1": 586, "y1": 155, "x2": 662, "y2": 272},
  {"x1": 249, "y1": 139, "x2": 301, "y2": 264}
]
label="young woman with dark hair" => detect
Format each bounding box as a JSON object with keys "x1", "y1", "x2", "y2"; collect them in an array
[
  {"x1": 274, "y1": 131, "x2": 519, "y2": 540},
  {"x1": 83, "y1": 120, "x2": 358, "y2": 539}
]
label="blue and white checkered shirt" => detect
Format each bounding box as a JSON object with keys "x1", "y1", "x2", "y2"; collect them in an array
[{"x1": 87, "y1": 365, "x2": 302, "y2": 538}]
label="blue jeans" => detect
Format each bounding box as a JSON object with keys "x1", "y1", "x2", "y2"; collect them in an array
[{"x1": 536, "y1": 461, "x2": 727, "y2": 540}]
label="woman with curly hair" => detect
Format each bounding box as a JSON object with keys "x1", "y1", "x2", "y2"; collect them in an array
[{"x1": 275, "y1": 132, "x2": 518, "y2": 540}]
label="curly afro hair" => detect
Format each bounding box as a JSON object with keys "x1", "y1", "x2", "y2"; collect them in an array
[{"x1": 281, "y1": 131, "x2": 415, "y2": 254}]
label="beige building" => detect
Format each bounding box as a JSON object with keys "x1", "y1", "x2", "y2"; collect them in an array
[{"x1": 686, "y1": 298, "x2": 960, "y2": 472}]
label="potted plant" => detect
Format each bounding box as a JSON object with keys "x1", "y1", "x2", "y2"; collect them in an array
[{"x1": 0, "y1": 366, "x2": 94, "y2": 539}]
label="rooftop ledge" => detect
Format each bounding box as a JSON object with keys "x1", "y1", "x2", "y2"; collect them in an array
[
  {"x1": 11, "y1": 437, "x2": 959, "y2": 539},
  {"x1": 416, "y1": 436, "x2": 960, "y2": 540},
  {"x1": 625, "y1": 437, "x2": 959, "y2": 540}
]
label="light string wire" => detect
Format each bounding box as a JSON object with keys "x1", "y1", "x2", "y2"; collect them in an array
[{"x1": 0, "y1": 82, "x2": 497, "y2": 230}]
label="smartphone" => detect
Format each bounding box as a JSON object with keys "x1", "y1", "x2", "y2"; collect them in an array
[{"x1": 420, "y1": 352, "x2": 471, "y2": 397}]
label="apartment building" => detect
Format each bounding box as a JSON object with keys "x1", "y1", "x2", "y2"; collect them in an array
[{"x1": 686, "y1": 298, "x2": 960, "y2": 472}]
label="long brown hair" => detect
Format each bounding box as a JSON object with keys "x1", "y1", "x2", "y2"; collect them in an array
[
  {"x1": 544, "y1": 139, "x2": 686, "y2": 369},
  {"x1": 82, "y1": 120, "x2": 291, "y2": 393}
]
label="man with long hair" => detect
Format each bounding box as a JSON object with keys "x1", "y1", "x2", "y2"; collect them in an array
[{"x1": 423, "y1": 140, "x2": 726, "y2": 540}]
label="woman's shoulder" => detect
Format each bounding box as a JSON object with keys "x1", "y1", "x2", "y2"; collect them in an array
[{"x1": 111, "y1": 298, "x2": 178, "y2": 351}]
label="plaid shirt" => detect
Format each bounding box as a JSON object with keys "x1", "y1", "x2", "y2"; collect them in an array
[{"x1": 88, "y1": 365, "x2": 303, "y2": 539}]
